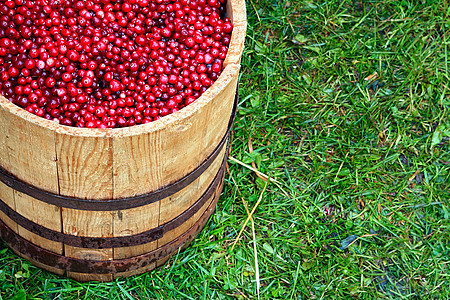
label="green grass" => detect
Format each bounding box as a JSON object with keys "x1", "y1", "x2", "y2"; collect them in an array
[{"x1": 1, "y1": 0, "x2": 449, "y2": 299}]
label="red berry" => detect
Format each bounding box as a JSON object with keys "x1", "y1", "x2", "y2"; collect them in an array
[
  {"x1": 25, "y1": 59, "x2": 35, "y2": 69},
  {"x1": 8, "y1": 67, "x2": 19, "y2": 77},
  {"x1": 110, "y1": 80, "x2": 121, "y2": 92},
  {"x1": 82, "y1": 77, "x2": 93, "y2": 87},
  {"x1": 223, "y1": 22, "x2": 233, "y2": 33},
  {"x1": 67, "y1": 50, "x2": 80, "y2": 61},
  {"x1": 185, "y1": 37, "x2": 195, "y2": 48}
]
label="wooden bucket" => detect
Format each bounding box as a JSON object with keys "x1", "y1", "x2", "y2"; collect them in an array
[{"x1": 0, "y1": 0, "x2": 246, "y2": 281}]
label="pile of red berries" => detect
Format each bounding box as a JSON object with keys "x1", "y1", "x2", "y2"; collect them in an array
[{"x1": 0, "y1": 0, "x2": 233, "y2": 128}]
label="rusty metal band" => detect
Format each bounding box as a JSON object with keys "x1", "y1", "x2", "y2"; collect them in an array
[
  {"x1": 0, "y1": 152, "x2": 227, "y2": 249},
  {"x1": 0, "y1": 178, "x2": 224, "y2": 274},
  {"x1": 0, "y1": 89, "x2": 237, "y2": 211}
]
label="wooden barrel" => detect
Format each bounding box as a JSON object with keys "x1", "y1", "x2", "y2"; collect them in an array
[{"x1": 0, "y1": 0, "x2": 246, "y2": 282}]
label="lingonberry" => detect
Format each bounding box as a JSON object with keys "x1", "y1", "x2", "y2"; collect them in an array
[{"x1": 0, "y1": 0, "x2": 233, "y2": 128}]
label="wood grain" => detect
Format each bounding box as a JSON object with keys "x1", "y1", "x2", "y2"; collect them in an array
[
  {"x1": 112, "y1": 145, "x2": 225, "y2": 260},
  {"x1": 0, "y1": 102, "x2": 16, "y2": 233},
  {"x1": 158, "y1": 177, "x2": 222, "y2": 247},
  {"x1": 56, "y1": 129, "x2": 113, "y2": 199},
  {"x1": 62, "y1": 208, "x2": 114, "y2": 257},
  {"x1": 112, "y1": 122, "x2": 165, "y2": 198},
  {"x1": 161, "y1": 110, "x2": 210, "y2": 185},
  {"x1": 0, "y1": 97, "x2": 61, "y2": 254},
  {"x1": 14, "y1": 191, "x2": 62, "y2": 253},
  {"x1": 113, "y1": 262, "x2": 156, "y2": 280},
  {"x1": 56, "y1": 129, "x2": 114, "y2": 281},
  {"x1": 0, "y1": 181, "x2": 17, "y2": 232},
  {"x1": 159, "y1": 145, "x2": 226, "y2": 226},
  {"x1": 226, "y1": 0, "x2": 247, "y2": 24},
  {"x1": 63, "y1": 208, "x2": 114, "y2": 280},
  {"x1": 64, "y1": 247, "x2": 113, "y2": 281},
  {"x1": 112, "y1": 124, "x2": 164, "y2": 261},
  {"x1": 113, "y1": 203, "x2": 159, "y2": 259},
  {"x1": 0, "y1": 99, "x2": 59, "y2": 192},
  {"x1": 0, "y1": 103, "x2": 10, "y2": 170}
]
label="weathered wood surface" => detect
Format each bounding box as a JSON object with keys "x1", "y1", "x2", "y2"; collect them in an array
[
  {"x1": 54, "y1": 128, "x2": 115, "y2": 281},
  {"x1": 0, "y1": 99, "x2": 62, "y2": 255},
  {"x1": 0, "y1": 105, "x2": 16, "y2": 232},
  {"x1": 56, "y1": 129, "x2": 113, "y2": 199},
  {"x1": 0, "y1": 104, "x2": 10, "y2": 171},
  {"x1": 15, "y1": 191, "x2": 62, "y2": 253},
  {"x1": 0, "y1": 182, "x2": 16, "y2": 232},
  {"x1": 0, "y1": 100, "x2": 59, "y2": 192},
  {"x1": 112, "y1": 124, "x2": 165, "y2": 198},
  {"x1": 226, "y1": 0, "x2": 247, "y2": 25},
  {"x1": 112, "y1": 202, "x2": 159, "y2": 260}
]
